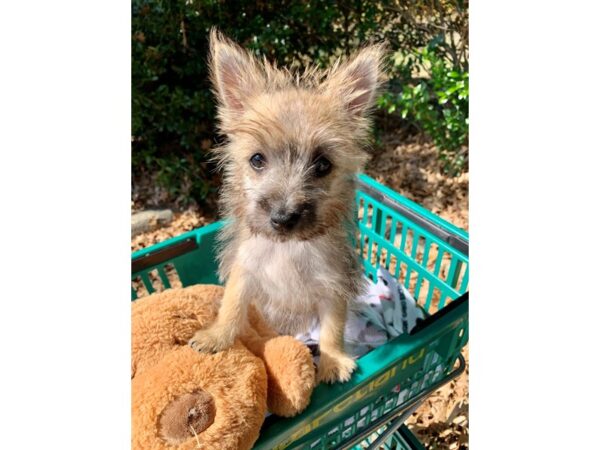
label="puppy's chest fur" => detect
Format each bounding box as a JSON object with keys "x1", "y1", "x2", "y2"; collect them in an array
[{"x1": 236, "y1": 235, "x2": 354, "y2": 335}]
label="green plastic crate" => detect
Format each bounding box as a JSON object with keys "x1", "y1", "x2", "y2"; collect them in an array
[{"x1": 131, "y1": 174, "x2": 469, "y2": 450}]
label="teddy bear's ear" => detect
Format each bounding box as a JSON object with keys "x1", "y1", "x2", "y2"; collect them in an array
[{"x1": 159, "y1": 391, "x2": 216, "y2": 445}]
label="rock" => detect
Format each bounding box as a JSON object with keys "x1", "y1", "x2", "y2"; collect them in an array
[{"x1": 131, "y1": 209, "x2": 173, "y2": 237}]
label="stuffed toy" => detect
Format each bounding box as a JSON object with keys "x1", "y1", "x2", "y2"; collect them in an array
[{"x1": 132, "y1": 284, "x2": 315, "y2": 450}]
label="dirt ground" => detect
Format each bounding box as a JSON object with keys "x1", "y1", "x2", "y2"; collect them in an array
[{"x1": 132, "y1": 132, "x2": 469, "y2": 449}]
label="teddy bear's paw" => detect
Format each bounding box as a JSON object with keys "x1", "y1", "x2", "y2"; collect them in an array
[
  {"x1": 189, "y1": 327, "x2": 235, "y2": 353},
  {"x1": 317, "y1": 351, "x2": 357, "y2": 384}
]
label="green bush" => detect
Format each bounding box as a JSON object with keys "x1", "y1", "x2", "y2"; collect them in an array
[
  {"x1": 378, "y1": 46, "x2": 469, "y2": 175},
  {"x1": 376, "y1": 0, "x2": 469, "y2": 175},
  {"x1": 132, "y1": 0, "x2": 469, "y2": 205}
]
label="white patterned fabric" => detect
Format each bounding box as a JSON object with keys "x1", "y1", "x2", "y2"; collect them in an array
[{"x1": 295, "y1": 267, "x2": 426, "y2": 361}]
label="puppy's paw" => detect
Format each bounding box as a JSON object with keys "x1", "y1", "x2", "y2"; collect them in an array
[
  {"x1": 317, "y1": 351, "x2": 357, "y2": 384},
  {"x1": 188, "y1": 327, "x2": 234, "y2": 354}
]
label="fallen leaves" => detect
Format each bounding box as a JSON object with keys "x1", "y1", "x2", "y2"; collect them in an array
[
  {"x1": 131, "y1": 206, "x2": 215, "y2": 252},
  {"x1": 365, "y1": 134, "x2": 468, "y2": 232}
]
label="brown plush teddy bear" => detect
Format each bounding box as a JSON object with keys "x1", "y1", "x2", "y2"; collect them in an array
[{"x1": 132, "y1": 284, "x2": 315, "y2": 450}]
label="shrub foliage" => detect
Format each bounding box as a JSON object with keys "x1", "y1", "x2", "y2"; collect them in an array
[{"x1": 132, "y1": 0, "x2": 469, "y2": 204}]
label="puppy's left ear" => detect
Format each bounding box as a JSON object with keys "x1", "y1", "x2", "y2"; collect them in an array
[{"x1": 323, "y1": 44, "x2": 387, "y2": 117}]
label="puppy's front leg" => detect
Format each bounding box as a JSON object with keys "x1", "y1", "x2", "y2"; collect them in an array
[
  {"x1": 317, "y1": 298, "x2": 356, "y2": 383},
  {"x1": 189, "y1": 264, "x2": 248, "y2": 353}
]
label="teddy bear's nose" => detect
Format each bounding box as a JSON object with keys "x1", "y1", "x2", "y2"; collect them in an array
[{"x1": 159, "y1": 390, "x2": 216, "y2": 445}]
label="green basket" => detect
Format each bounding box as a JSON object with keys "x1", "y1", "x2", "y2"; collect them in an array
[{"x1": 131, "y1": 174, "x2": 469, "y2": 450}]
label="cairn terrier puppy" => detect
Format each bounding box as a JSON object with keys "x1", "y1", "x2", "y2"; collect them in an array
[{"x1": 190, "y1": 30, "x2": 385, "y2": 383}]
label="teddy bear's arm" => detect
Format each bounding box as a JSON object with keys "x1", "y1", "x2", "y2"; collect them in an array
[{"x1": 240, "y1": 308, "x2": 316, "y2": 418}]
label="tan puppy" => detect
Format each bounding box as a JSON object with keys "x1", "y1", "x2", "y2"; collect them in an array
[{"x1": 190, "y1": 29, "x2": 385, "y2": 383}]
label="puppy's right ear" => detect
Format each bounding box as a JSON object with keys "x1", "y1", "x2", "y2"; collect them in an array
[{"x1": 209, "y1": 29, "x2": 264, "y2": 116}]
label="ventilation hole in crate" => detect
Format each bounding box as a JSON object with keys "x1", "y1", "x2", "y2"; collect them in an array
[
  {"x1": 394, "y1": 261, "x2": 403, "y2": 281},
  {"x1": 132, "y1": 276, "x2": 147, "y2": 298},
  {"x1": 422, "y1": 282, "x2": 434, "y2": 313},
  {"x1": 435, "y1": 250, "x2": 451, "y2": 280},
  {"x1": 388, "y1": 254, "x2": 399, "y2": 276},
  {"x1": 393, "y1": 221, "x2": 404, "y2": 248},
  {"x1": 384, "y1": 216, "x2": 393, "y2": 240},
  {"x1": 147, "y1": 269, "x2": 165, "y2": 293},
  {"x1": 412, "y1": 274, "x2": 423, "y2": 303},
  {"x1": 416, "y1": 277, "x2": 431, "y2": 308},
  {"x1": 357, "y1": 197, "x2": 365, "y2": 222},
  {"x1": 408, "y1": 233, "x2": 421, "y2": 260},
  {"x1": 427, "y1": 242, "x2": 441, "y2": 274},
  {"x1": 164, "y1": 263, "x2": 182, "y2": 289},
  {"x1": 370, "y1": 241, "x2": 379, "y2": 268},
  {"x1": 397, "y1": 262, "x2": 408, "y2": 284},
  {"x1": 354, "y1": 231, "x2": 362, "y2": 254},
  {"x1": 363, "y1": 235, "x2": 372, "y2": 261},
  {"x1": 414, "y1": 235, "x2": 427, "y2": 265},
  {"x1": 427, "y1": 287, "x2": 443, "y2": 313},
  {"x1": 403, "y1": 228, "x2": 415, "y2": 257},
  {"x1": 366, "y1": 203, "x2": 373, "y2": 228},
  {"x1": 407, "y1": 269, "x2": 420, "y2": 295},
  {"x1": 379, "y1": 246, "x2": 389, "y2": 268}
]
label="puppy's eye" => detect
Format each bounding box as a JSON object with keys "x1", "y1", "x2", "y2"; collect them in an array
[
  {"x1": 250, "y1": 153, "x2": 267, "y2": 170},
  {"x1": 313, "y1": 156, "x2": 332, "y2": 177}
]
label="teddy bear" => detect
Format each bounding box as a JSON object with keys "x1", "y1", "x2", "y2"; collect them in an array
[{"x1": 132, "y1": 284, "x2": 315, "y2": 450}]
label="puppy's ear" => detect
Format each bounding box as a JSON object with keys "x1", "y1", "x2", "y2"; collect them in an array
[
  {"x1": 323, "y1": 44, "x2": 386, "y2": 117},
  {"x1": 209, "y1": 29, "x2": 264, "y2": 115}
]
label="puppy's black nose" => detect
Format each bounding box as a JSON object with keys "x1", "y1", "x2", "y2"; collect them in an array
[{"x1": 270, "y1": 210, "x2": 301, "y2": 230}]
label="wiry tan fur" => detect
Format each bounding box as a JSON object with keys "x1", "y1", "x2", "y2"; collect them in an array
[{"x1": 190, "y1": 29, "x2": 386, "y2": 383}]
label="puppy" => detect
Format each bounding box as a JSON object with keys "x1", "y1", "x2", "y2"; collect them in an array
[{"x1": 190, "y1": 29, "x2": 385, "y2": 383}]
